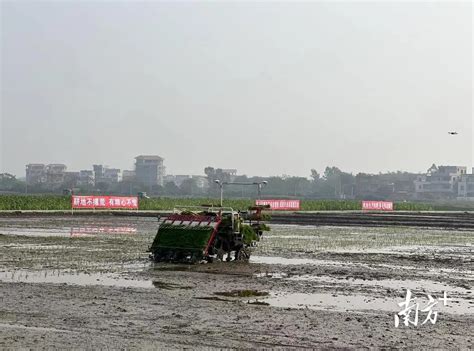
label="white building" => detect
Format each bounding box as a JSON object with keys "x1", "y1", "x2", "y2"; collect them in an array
[
  {"x1": 414, "y1": 165, "x2": 467, "y2": 199},
  {"x1": 26, "y1": 164, "x2": 47, "y2": 185},
  {"x1": 457, "y1": 168, "x2": 474, "y2": 200}
]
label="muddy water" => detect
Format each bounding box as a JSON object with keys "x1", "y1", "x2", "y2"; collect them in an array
[
  {"x1": 0, "y1": 216, "x2": 473, "y2": 349},
  {"x1": 251, "y1": 255, "x2": 369, "y2": 267},
  {"x1": 0, "y1": 269, "x2": 154, "y2": 288},
  {"x1": 250, "y1": 225, "x2": 473, "y2": 318},
  {"x1": 251, "y1": 273, "x2": 473, "y2": 315},
  {"x1": 288, "y1": 275, "x2": 472, "y2": 293},
  {"x1": 261, "y1": 291, "x2": 472, "y2": 315},
  {"x1": 0, "y1": 224, "x2": 141, "y2": 237},
  {"x1": 257, "y1": 224, "x2": 473, "y2": 254},
  {"x1": 0, "y1": 216, "x2": 157, "y2": 237}
]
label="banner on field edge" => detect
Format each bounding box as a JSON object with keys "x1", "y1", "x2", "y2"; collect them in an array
[
  {"x1": 255, "y1": 199, "x2": 300, "y2": 211},
  {"x1": 362, "y1": 200, "x2": 393, "y2": 211},
  {"x1": 72, "y1": 195, "x2": 139, "y2": 209}
]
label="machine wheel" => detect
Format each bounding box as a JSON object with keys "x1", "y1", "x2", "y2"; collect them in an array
[
  {"x1": 236, "y1": 247, "x2": 251, "y2": 261},
  {"x1": 216, "y1": 248, "x2": 225, "y2": 261},
  {"x1": 190, "y1": 252, "x2": 203, "y2": 263}
]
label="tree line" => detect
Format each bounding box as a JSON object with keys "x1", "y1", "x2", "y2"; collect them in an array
[{"x1": 0, "y1": 166, "x2": 418, "y2": 200}]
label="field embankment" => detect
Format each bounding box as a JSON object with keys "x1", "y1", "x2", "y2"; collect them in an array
[{"x1": 270, "y1": 211, "x2": 474, "y2": 229}]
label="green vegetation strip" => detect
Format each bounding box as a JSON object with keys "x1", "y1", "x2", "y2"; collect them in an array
[
  {"x1": 0, "y1": 195, "x2": 71, "y2": 210},
  {"x1": 0, "y1": 195, "x2": 436, "y2": 211}
]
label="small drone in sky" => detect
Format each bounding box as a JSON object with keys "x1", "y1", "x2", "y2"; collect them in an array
[{"x1": 448, "y1": 131, "x2": 458, "y2": 135}]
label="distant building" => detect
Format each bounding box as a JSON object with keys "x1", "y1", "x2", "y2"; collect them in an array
[
  {"x1": 163, "y1": 175, "x2": 176, "y2": 185},
  {"x1": 355, "y1": 172, "x2": 417, "y2": 200},
  {"x1": 174, "y1": 175, "x2": 192, "y2": 187},
  {"x1": 192, "y1": 175, "x2": 209, "y2": 189},
  {"x1": 221, "y1": 169, "x2": 238, "y2": 182},
  {"x1": 457, "y1": 174, "x2": 474, "y2": 200},
  {"x1": 64, "y1": 171, "x2": 80, "y2": 187},
  {"x1": 104, "y1": 168, "x2": 121, "y2": 183},
  {"x1": 92, "y1": 165, "x2": 121, "y2": 184},
  {"x1": 45, "y1": 164, "x2": 67, "y2": 187},
  {"x1": 26, "y1": 164, "x2": 47, "y2": 185},
  {"x1": 93, "y1": 165, "x2": 104, "y2": 185},
  {"x1": 135, "y1": 155, "x2": 164, "y2": 187},
  {"x1": 414, "y1": 165, "x2": 467, "y2": 199},
  {"x1": 26, "y1": 163, "x2": 67, "y2": 188},
  {"x1": 78, "y1": 170, "x2": 94, "y2": 186},
  {"x1": 122, "y1": 170, "x2": 136, "y2": 182}
]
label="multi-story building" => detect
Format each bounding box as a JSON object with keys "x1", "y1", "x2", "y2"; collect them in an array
[
  {"x1": 93, "y1": 165, "x2": 121, "y2": 184},
  {"x1": 78, "y1": 170, "x2": 94, "y2": 186},
  {"x1": 221, "y1": 169, "x2": 238, "y2": 182},
  {"x1": 163, "y1": 175, "x2": 176, "y2": 185},
  {"x1": 93, "y1": 165, "x2": 104, "y2": 185},
  {"x1": 104, "y1": 168, "x2": 121, "y2": 183},
  {"x1": 414, "y1": 165, "x2": 467, "y2": 199},
  {"x1": 457, "y1": 169, "x2": 474, "y2": 200},
  {"x1": 64, "y1": 171, "x2": 80, "y2": 187},
  {"x1": 26, "y1": 164, "x2": 47, "y2": 185},
  {"x1": 45, "y1": 164, "x2": 67, "y2": 188},
  {"x1": 135, "y1": 155, "x2": 164, "y2": 187},
  {"x1": 122, "y1": 170, "x2": 136, "y2": 182}
]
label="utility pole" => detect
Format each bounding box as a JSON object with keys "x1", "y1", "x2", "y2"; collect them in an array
[
  {"x1": 214, "y1": 180, "x2": 224, "y2": 206},
  {"x1": 256, "y1": 182, "x2": 267, "y2": 200}
]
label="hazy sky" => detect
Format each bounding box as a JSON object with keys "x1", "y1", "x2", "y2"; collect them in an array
[{"x1": 1, "y1": 1, "x2": 472, "y2": 178}]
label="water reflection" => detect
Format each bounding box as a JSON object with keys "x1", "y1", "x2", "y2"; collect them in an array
[
  {"x1": 0, "y1": 269, "x2": 153, "y2": 288},
  {"x1": 261, "y1": 291, "x2": 472, "y2": 315},
  {"x1": 70, "y1": 226, "x2": 137, "y2": 236}
]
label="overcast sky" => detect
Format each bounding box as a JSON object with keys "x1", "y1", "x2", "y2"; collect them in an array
[{"x1": 1, "y1": 1, "x2": 472, "y2": 178}]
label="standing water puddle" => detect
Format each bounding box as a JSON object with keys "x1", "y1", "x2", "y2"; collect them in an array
[
  {"x1": 288, "y1": 275, "x2": 472, "y2": 294},
  {"x1": 250, "y1": 255, "x2": 361, "y2": 267},
  {"x1": 251, "y1": 255, "x2": 471, "y2": 280},
  {"x1": 0, "y1": 225, "x2": 138, "y2": 237},
  {"x1": 261, "y1": 291, "x2": 472, "y2": 315},
  {"x1": 0, "y1": 269, "x2": 154, "y2": 288},
  {"x1": 252, "y1": 257, "x2": 473, "y2": 315}
]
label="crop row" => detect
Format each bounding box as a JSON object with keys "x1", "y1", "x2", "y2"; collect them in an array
[{"x1": 0, "y1": 195, "x2": 434, "y2": 211}]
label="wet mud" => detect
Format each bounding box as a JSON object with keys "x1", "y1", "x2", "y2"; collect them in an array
[{"x1": 0, "y1": 215, "x2": 472, "y2": 349}]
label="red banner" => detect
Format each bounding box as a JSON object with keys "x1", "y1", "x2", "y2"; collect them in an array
[
  {"x1": 256, "y1": 199, "x2": 300, "y2": 211},
  {"x1": 362, "y1": 201, "x2": 393, "y2": 211},
  {"x1": 72, "y1": 196, "x2": 138, "y2": 209}
]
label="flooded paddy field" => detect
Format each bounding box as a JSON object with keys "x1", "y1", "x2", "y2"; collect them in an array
[{"x1": 0, "y1": 215, "x2": 472, "y2": 349}]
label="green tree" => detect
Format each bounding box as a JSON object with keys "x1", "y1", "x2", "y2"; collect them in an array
[{"x1": 0, "y1": 173, "x2": 25, "y2": 192}]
